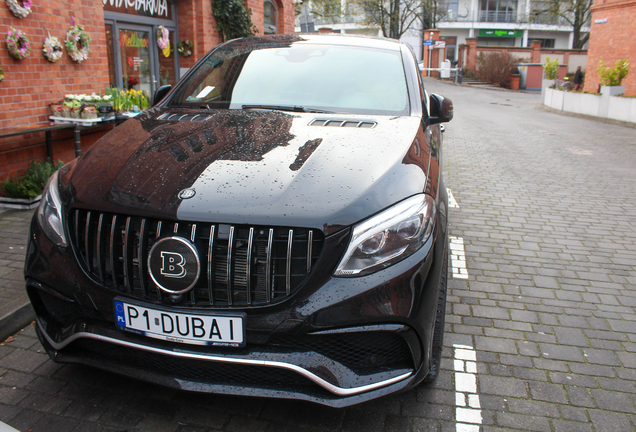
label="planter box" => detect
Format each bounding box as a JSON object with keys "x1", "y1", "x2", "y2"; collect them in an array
[
  {"x1": 579, "y1": 93, "x2": 601, "y2": 117},
  {"x1": 607, "y1": 95, "x2": 636, "y2": 123},
  {"x1": 0, "y1": 195, "x2": 41, "y2": 210}
]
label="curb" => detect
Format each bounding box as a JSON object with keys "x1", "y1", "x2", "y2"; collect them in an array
[{"x1": 0, "y1": 301, "x2": 35, "y2": 342}]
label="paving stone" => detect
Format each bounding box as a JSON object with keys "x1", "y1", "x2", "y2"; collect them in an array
[
  {"x1": 341, "y1": 409, "x2": 385, "y2": 432},
  {"x1": 506, "y1": 399, "x2": 559, "y2": 418},
  {"x1": 475, "y1": 336, "x2": 517, "y2": 354},
  {"x1": 551, "y1": 420, "x2": 593, "y2": 432},
  {"x1": 479, "y1": 376, "x2": 527, "y2": 398},
  {"x1": 591, "y1": 389, "x2": 636, "y2": 414},
  {"x1": 588, "y1": 410, "x2": 634, "y2": 431},
  {"x1": 538, "y1": 344, "x2": 585, "y2": 362},
  {"x1": 528, "y1": 382, "x2": 568, "y2": 404},
  {"x1": 554, "y1": 328, "x2": 588, "y2": 348},
  {"x1": 495, "y1": 411, "x2": 551, "y2": 432},
  {"x1": 6, "y1": 408, "x2": 45, "y2": 431}
]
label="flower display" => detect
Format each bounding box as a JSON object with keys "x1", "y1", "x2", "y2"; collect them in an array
[
  {"x1": 157, "y1": 25, "x2": 169, "y2": 49},
  {"x1": 177, "y1": 39, "x2": 194, "y2": 57},
  {"x1": 43, "y1": 36, "x2": 64, "y2": 63},
  {"x1": 65, "y1": 25, "x2": 91, "y2": 63},
  {"x1": 5, "y1": 0, "x2": 32, "y2": 19},
  {"x1": 6, "y1": 28, "x2": 30, "y2": 60},
  {"x1": 0, "y1": 65, "x2": 4, "y2": 83}
]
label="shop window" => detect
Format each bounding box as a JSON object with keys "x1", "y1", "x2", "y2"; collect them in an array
[
  {"x1": 105, "y1": 24, "x2": 116, "y2": 88},
  {"x1": 264, "y1": 0, "x2": 277, "y2": 34}
]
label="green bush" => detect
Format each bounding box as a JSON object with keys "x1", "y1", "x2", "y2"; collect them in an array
[
  {"x1": 597, "y1": 59, "x2": 630, "y2": 86},
  {"x1": 1, "y1": 159, "x2": 64, "y2": 200},
  {"x1": 542, "y1": 57, "x2": 559, "y2": 80}
]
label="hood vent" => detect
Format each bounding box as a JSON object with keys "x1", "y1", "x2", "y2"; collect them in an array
[
  {"x1": 310, "y1": 119, "x2": 377, "y2": 129},
  {"x1": 157, "y1": 113, "x2": 213, "y2": 122}
]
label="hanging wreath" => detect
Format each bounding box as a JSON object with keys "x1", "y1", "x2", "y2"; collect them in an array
[
  {"x1": 6, "y1": 28, "x2": 30, "y2": 60},
  {"x1": 65, "y1": 25, "x2": 91, "y2": 63},
  {"x1": 157, "y1": 25, "x2": 169, "y2": 49},
  {"x1": 43, "y1": 36, "x2": 64, "y2": 63},
  {"x1": 177, "y1": 39, "x2": 194, "y2": 57},
  {"x1": 5, "y1": 0, "x2": 32, "y2": 19}
]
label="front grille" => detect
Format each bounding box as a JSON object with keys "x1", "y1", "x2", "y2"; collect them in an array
[
  {"x1": 68, "y1": 210, "x2": 324, "y2": 308},
  {"x1": 270, "y1": 332, "x2": 413, "y2": 373}
]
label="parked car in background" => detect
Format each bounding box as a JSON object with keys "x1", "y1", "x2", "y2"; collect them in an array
[{"x1": 26, "y1": 34, "x2": 453, "y2": 407}]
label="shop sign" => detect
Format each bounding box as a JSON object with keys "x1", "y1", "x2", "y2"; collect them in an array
[
  {"x1": 121, "y1": 32, "x2": 150, "y2": 48},
  {"x1": 103, "y1": 0, "x2": 172, "y2": 20},
  {"x1": 479, "y1": 29, "x2": 523, "y2": 37}
]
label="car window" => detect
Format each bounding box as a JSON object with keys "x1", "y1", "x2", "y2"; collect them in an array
[{"x1": 169, "y1": 43, "x2": 410, "y2": 116}]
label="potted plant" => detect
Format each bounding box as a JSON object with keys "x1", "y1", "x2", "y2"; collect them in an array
[{"x1": 0, "y1": 160, "x2": 63, "y2": 209}]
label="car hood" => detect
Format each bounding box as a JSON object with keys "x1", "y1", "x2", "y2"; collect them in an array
[{"x1": 65, "y1": 108, "x2": 429, "y2": 234}]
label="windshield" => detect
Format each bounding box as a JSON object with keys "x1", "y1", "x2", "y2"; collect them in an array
[{"x1": 169, "y1": 42, "x2": 410, "y2": 116}]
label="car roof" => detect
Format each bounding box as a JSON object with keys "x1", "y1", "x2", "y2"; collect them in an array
[{"x1": 225, "y1": 34, "x2": 405, "y2": 52}]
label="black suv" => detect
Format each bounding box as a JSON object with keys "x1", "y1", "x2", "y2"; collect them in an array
[{"x1": 26, "y1": 34, "x2": 453, "y2": 407}]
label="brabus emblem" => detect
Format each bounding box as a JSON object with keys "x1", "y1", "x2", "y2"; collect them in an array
[
  {"x1": 179, "y1": 188, "x2": 196, "y2": 199},
  {"x1": 148, "y1": 237, "x2": 200, "y2": 294},
  {"x1": 160, "y1": 251, "x2": 187, "y2": 278}
]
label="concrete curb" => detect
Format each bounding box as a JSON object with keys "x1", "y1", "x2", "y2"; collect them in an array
[{"x1": 0, "y1": 300, "x2": 35, "y2": 342}]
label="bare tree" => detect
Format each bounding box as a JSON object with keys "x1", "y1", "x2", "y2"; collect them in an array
[
  {"x1": 310, "y1": 0, "x2": 344, "y2": 21},
  {"x1": 421, "y1": 0, "x2": 451, "y2": 30},
  {"x1": 532, "y1": 0, "x2": 592, "y2": 48},
  {"x1": 353, "y1": 0, "x2": 422, "y2": 39}
]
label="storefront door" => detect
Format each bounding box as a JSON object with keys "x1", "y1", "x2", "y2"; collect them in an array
[{"x1": 119, "y1": 25, "x2": 156, "y2": 95}]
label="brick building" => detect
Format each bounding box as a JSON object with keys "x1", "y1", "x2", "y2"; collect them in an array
[
  {"x1": 0, "y1": 0, "x2": 295, "y2": 180},
  {"x1": 583, "y1": 0, "x2": 636, "y2": 95}
]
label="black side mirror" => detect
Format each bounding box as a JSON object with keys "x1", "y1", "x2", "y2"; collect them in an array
[
  {"x1": 428, "y1": 93, "x2": 453, "y2": 125},
  {"x1": 153, "y1": 85, "x2": 172, "y2": 107}
]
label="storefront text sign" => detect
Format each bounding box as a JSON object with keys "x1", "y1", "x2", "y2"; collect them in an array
[{"x1": 103, "y1": 0, "x2": 171, "y2": 19}]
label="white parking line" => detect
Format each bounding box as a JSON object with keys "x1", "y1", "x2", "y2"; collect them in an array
[
  {"x1": 449, "y1": 236, "x2": 468, "y2": 279},
  {"x1": 447, "y1": 188, "x2": 459, "y2": 208},
  {"x1": 454, "y1": 344, "x2": 482, "y2": 431}
]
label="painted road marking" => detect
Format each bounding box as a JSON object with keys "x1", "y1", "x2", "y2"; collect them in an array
[
  {"x1": 454, "y1": 344, "x2": 482, "y2": 431},
  {"x1": 450, "y1": 236, "x2": 468, "y2": 279},
  {"x1": 447, "y1": 188, "x2": 459, "y2": 208}
]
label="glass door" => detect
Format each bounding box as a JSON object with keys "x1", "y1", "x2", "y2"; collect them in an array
[{"x1": 119, "y1": 25, "x2": 156, "y2": 96}]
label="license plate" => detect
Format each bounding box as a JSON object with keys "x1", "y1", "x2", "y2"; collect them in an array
[{"x1": 114, "y1": 301, "x2": 244, "y2": 347}]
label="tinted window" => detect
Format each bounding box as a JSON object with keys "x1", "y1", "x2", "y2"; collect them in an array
[{"x1": 169, "y1": 43, "x2": 410, "y2": 116}]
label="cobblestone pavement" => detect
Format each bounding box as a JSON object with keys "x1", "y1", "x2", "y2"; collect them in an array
[{"x1": 1, "y1": 81, "x2": 636, "y2": 431}]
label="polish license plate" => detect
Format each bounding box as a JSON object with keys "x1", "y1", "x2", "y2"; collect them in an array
[{"x1": 114, "y1": 300, "x2": 244, "y2": 347}]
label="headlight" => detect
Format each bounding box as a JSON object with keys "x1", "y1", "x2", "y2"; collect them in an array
[
  {"x1": 37, "y1": 171, "x2": 67, "y2": 247},
  {"x1": 334, "y1": 194, "x2": 436, "y2": 277}
]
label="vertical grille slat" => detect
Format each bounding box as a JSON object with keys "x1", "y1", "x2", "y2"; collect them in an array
[
  {"x1": 69, "y1": 210, "x2": 324, "y2": 308},
  {"x1": 226, "y1": 226, "x2": 235, "y2": 306}
]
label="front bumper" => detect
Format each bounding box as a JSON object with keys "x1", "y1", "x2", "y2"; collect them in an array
[{"x1": 25, "y1": 212, "x2": 447, "y2": 407}]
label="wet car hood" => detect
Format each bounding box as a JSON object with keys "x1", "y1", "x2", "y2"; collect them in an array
[{"x1": 66, "y1": 108, "x2": 429, "y2": 234}]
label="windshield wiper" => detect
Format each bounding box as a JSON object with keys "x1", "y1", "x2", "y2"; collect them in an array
[{"x1": 242, "y1": 104, "x2": 333, "y2": 114}]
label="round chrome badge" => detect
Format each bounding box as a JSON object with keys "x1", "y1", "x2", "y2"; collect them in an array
[
  {"x1": 178, "y1": 188, "x2": 196, "y2": 200},
  {"x1": 147, "y1": 237, "x2": 201, "y2": 295}
]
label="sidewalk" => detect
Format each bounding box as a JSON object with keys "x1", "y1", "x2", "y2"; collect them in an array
[{"x1": 0, "y1": 208, "x2": 36, "y2": 342}]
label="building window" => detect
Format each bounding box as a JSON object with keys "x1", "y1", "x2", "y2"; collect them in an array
[
  {"x1": 479, "y1": 0, "x2": 517, "y2": 23},
  {"x1": 264, "y1": 0, "x2": 277, "y2": 34}
]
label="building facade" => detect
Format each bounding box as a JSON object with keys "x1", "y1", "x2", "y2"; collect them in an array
[
  {"x1": 0, "y1": 0, "x2": 295, "y2": 179},
  {"x1": 582, "y1": 0, "x2": 636, "y2": 95}
]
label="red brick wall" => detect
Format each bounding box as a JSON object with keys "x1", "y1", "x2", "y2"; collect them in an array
[
  {"x1": 583, "y1": 0, "x2": 636, "y2": 95},
  {"x1": 0, "y1": 1, "x2": 110, "y2": 180}
]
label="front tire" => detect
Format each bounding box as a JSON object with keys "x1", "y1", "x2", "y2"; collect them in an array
[{"x1": 423, "y1": 241, "x2": 448, "y2": 383}]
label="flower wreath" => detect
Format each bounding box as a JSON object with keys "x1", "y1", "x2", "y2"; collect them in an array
[
  {"x1": 0, "y1": 65, "x2": 5, "y2": 83},
  {"x1": 43, "y1": 36, "x2": 64, "y2": 63},
  {"x1": 6, "y1": 28, "x2": 30, "y2": 60},
  {"x1": 157, "y1": 25, "x2": 169, "y2": 50},
  {"x1": 5, "y1": 0, "x2": 32, "y2": 19},
  {"x1": 177, "y1": 39, "x2": 194, "y2": 57},
  {"x1": 65, "y1": 25, "x2": 91, "y2": 63}
]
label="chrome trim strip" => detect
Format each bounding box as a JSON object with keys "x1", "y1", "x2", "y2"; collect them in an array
[
  {"x1": 96, "y1": 213, "x2": 104, "y2": 281},
  {"x1": 178, "y1": 114, "x2": 189, "y2": 121},
  {"x1": 307, "y1": 230, "x2": 313, "y2": 274},
  {"x1": 156, "y1": 221, "x2": 162, "y2": 238},
  {"x1": 190, "y1": 114, "x2": 201, "y2": 122},
  {"x1": 207, "y1": 225, "x2": 215, "y2": 304},
  {"x1": 37, "y1": 321, "x2": 412, "y2": 397},
  {"x1": 246, "y1": 227, "x2": 254, "y2": 305},
  {"x1": 174, "y1": 223, "x2": 179, "y2": 233},
  {"x1": 286, "y1": 229, "x2": 293, "y2": 295},
  {"x1": 74, "y1": 210, "x2": 79, "y2": 251},
  {"x1": 190, "y1": 224, "x2": 197, "y2": 243},
  {"x1": 266, "y1": 228, "x2": 273, "y2": 302},
  {"x1": 226, "y1": 226, "x2": 234, "y2": 305}
]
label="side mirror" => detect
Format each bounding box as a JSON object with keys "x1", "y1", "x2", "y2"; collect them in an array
[
  {"x1": 153, "y1": 85, "x2": 172, "y2": 107},
  {"x1": 428, "y1": 93, "x2": 453, "y2": 125}
]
